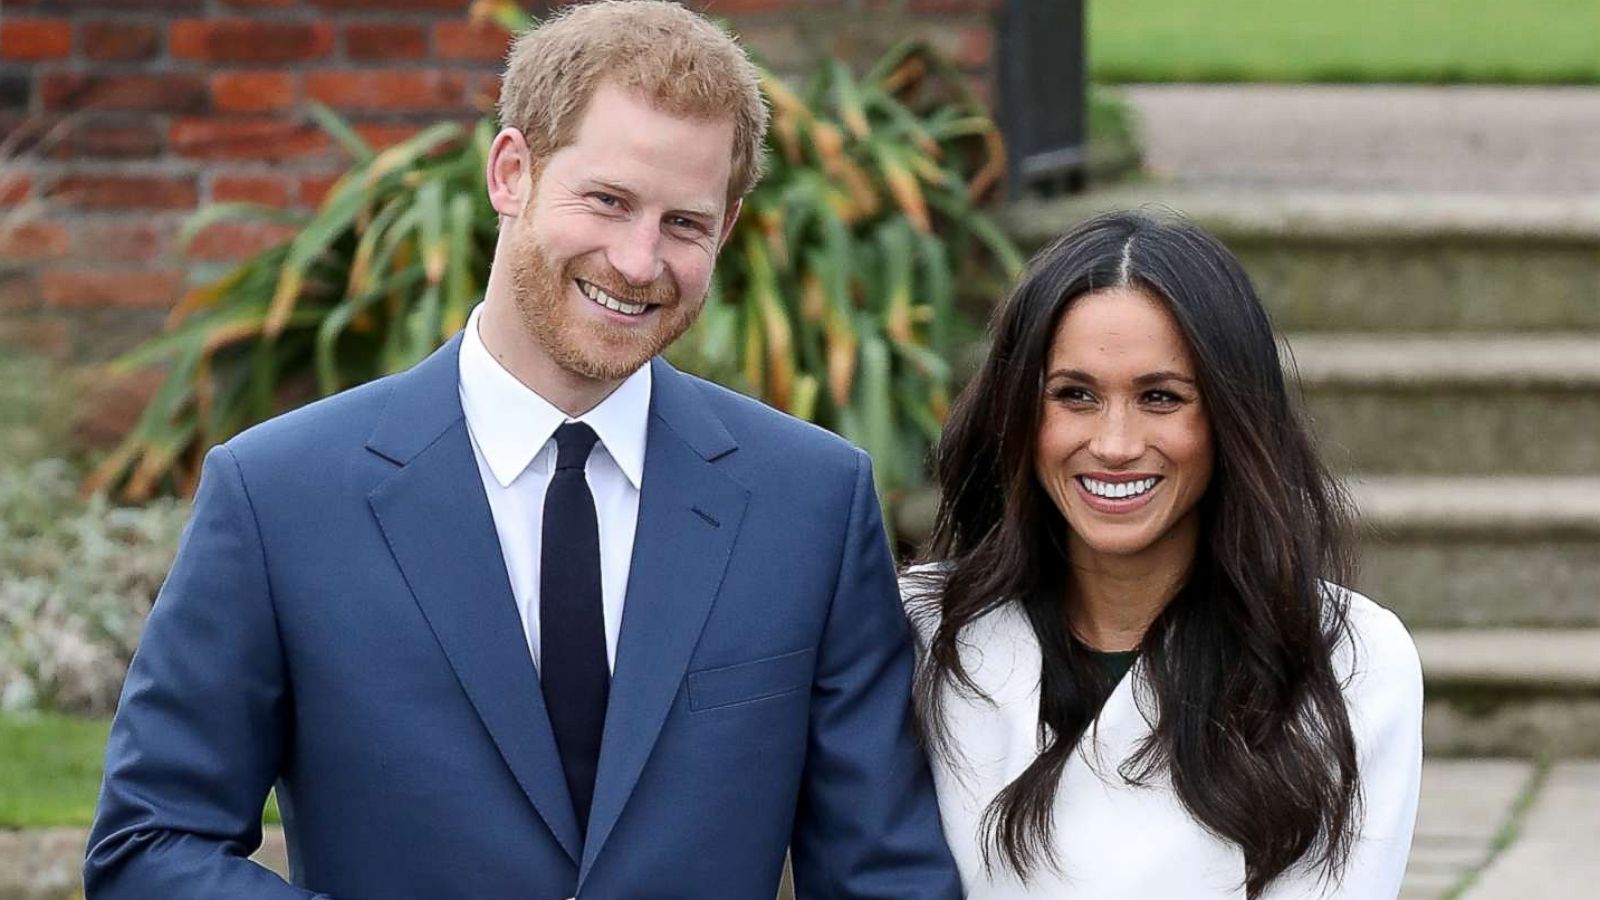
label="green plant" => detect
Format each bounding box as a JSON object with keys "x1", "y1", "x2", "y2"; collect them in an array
[
  {"x1": 89, "y1": 10, "x2": 1021, "y2": 511},
  {"x1": 0, "y1": 459, "x2": 188, "y2": 715}
]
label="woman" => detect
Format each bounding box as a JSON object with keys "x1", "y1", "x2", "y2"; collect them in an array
[{"x1": 903, "y1": 211, "x2": 1422, "y2": 899}]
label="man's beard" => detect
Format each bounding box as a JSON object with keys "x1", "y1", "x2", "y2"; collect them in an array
[{"x1": 505, "y1": 220, "x2": 700, "y2": 383}]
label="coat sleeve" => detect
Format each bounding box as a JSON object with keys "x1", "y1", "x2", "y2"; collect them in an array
[
  {"x1": 788, "y1": 450, "x2": 963, "y2": 900},
  {"x1": 1264, "y1": 598, "x2": 1425, "y2": 900},
  {"x1": 84, "y1": 445, "x2": 330, "y2": 899}
]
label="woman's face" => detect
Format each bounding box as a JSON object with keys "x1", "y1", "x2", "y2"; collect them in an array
[{"x1": 1034, "y1": 286, "x2": 1213, "y2": 564}]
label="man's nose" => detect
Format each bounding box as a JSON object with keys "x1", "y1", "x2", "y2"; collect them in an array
[
  {"x1": 607, "y1": 219, "x2": 665, "y2": 287},
  {"x1": 1089, "y1": 407, "x2": 1145, "y2": 466}
]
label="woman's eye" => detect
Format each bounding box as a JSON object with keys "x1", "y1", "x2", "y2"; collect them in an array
[
  {"x1": 1052, "y1": 386, "x2": 1094, "y2": 404},
  {"x1": 1143, "y1": 390, "x2": 1183, "y2": 407}
]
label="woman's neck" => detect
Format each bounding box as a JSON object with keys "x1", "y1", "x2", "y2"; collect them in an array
[{"x1": 1064, "y1": 518, "x2": 1198, "y2": 652}]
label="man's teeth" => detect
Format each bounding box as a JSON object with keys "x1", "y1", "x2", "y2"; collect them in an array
[
  {"x1": 579, "y1": 281, "x2": 649, "y2": 316},
  {"x1": 1079, "y1": 476, "x2": 1159, "y2": 500}
]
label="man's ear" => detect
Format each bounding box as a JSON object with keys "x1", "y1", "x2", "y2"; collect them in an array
[
  {"x1": 716, "y1": 197, "x2": 744, "y2": 251},
  {"x1": 487, "y1": 127, "x2": 535, "y2": 218}
]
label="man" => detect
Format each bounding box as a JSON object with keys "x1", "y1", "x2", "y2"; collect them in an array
[{"x1": 84, "y1": 2, "x2": 960, "y2": 898}]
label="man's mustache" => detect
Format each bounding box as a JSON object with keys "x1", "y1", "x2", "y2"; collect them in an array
[{"x1": 565, "y1": 262, "x2": 679, "y2": 307}]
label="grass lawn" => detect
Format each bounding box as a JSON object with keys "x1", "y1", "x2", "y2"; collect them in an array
[
  {"x1": 0, "y1": 713, "x2": 279, "y2": 829},
  {"x1": 1089, "y1": 0, "x2": 1600, "y2": 84}
]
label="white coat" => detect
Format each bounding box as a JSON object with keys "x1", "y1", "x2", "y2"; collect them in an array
[{"x1": 903, "y1": 578, "x2": 1424, "y2": 899}]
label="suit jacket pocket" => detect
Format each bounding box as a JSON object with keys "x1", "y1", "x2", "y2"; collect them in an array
[{"x1": 687, "y1": 648, "x2": 815, "y2": 712}]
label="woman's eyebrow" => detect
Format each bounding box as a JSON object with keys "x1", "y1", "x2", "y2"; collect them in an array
[{"x1": 1133, "y1": 371, "x2": 1196, "y2": 387}]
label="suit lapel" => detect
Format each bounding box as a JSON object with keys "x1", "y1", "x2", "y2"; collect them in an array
[
  {"x1": 579, "y1": 358, "x2": 748, "y2": 884},
  {"x1": 366, "y1": 336, "x2": 583, "y2": 863}
]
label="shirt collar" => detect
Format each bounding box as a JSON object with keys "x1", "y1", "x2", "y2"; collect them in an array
[{"x1": 457, "y1": 303, "x2": 651, "y2": 490}]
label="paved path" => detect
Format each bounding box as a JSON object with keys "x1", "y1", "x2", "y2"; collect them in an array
[
  {"x1": 0, "y1": 759, "x2": 1577, "y2": 899},
  {"x1": 1120, "y1": 85, "x2": 1600, "y2": 195}
]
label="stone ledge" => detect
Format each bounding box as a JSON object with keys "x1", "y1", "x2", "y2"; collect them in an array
[
  {"x1": 1350, "y1": 477, "x2": 1600, "y2": 537},
  {"x1": 1286, "y1": 334, "x2": 1600, "y2": 390},
  {"x1": 1001, "y1": 187, "x2": 1600, "y2": 246},
  {"x1": 1416, "y1": 629, "x2": 1600, "y2": 691}
]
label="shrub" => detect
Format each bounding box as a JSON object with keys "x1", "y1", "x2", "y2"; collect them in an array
[{"x1": 0, "y1": 460, "x2": 187, "y2": 715}]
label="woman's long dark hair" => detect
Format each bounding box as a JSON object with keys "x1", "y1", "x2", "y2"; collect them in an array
[{"x1": 908, "y1": 210, "x2": 1361, "y2": 898}]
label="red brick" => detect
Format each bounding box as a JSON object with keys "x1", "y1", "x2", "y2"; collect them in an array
[
  {"x1": 36, "y1": 0, "x2": 201, "y2": 10},
  {"x1": 213, "y1": 173, "x2": 291, "y2": 206},
  {"x1": 211, "y1": 71, "x2": 297, "y2": 113},
  {"x1": 903, "y1": 0, "x2": 1001, "y2": 11},
  {"x1": 308, "y1": 0, "x2": 463, "y2": 10},
  {"x1": 0, "y1": 18, "x2": 73, "y2": 61},
  {"x1": 49, "y1": 118, "x2": 165, "y2": 159},
  {"x1": 689, "y1": 0, "x2": 825, "y2": 10},
  {"x1": 73, "y1": 219, "x2": 172, "y2": 262},
  {"x1": 0, "y1": 220, "x2": 70, "y2": 261},
  {"x1": 0, "y1": 174, "x2": 30, "y2": 206},
  {"x1": 0, "y1": 317, "x2": 71, "y2": 359},
  {"x1": 73, "y1": 367, "x2": 167, "y2": 449},
  {"x1": 218, "y1": 0, "x2": 300, "y2": 7},
  {"x1": 41, "y1": 269, "x2": 184, "y2": 309},
  {"x1": 80, "y1": 21, "x2": 162, "y2": 61},
  {"x1": 305, "y1": 70, "x2": 472, "y2": 114},
  {"x1": 344, "y1": 23, "x2": 427, "y2": 61},
  {"x1": 40, "y1": 73, "x2": 209, "y2": 113},
  {"x1": 954, "y1": 25, "x2": 991, "y2": 68},
  {"x1": 187, "y1": 220, "x2": 296, "y2": 261},
  {"x1": 49, "y1": 174, "x2": 198, "y2": 211},
  {"x1": 297, "y1": 172, "x2": 341, "y2": 207},
  {"x1": 0, "y1": 272, "x2": 43, "y2": 315},
  {"x1": 351, "y1": 122, "x2": 425, "y2": 150},
  {"x1": 170, "y1": 117, "x2": 329, "y2": 161},
  {"x1": 433, "y1": 21, "x2": 511, "y2": 64},
  {"x1": 169, "y1": 19, "x2": 334, "y2": 64}
]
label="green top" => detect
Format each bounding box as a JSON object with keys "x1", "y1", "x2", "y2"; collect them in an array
[{"x1": 1086, "y1": 648, "x2": 1139, "y2": 687}]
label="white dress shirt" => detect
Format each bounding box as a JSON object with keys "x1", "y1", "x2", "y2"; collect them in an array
[
  {"x1": 902, "y1": 574, "x2": 1424, "y2": 899},
  {"x1": 458, "y1": 304, "x2": 650, "y2": 672}
]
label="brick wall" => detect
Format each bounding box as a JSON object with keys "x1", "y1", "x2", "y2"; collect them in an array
[{"x1": 0, "y1": 0, "x2": 995, "y2": 430}]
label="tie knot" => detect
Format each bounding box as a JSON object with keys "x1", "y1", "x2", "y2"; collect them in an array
[{"x1": 553, "y1": 422, "x2": 599, "y2": 472}]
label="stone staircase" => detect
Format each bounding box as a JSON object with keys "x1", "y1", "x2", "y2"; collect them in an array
[{"x1": 998, "y1": 186, "x2": 1600, "y2": 758}]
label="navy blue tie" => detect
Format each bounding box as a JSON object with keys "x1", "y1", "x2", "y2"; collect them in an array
[{"x1": 540, "y1": 422, "x2": 608, "y2": 836}]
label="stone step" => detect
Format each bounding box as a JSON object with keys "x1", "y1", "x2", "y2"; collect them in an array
[
  {"x1": 1288, "y1": 334, "x2": 1600, "y2": 476},
  {"x1": 1402, "y1": 564, "x2": 1596, "y2": 757},
  {"x1": 1419, "y1": 631, "x2": 1600, "y2": 758},
  {"x1": 1350, "y1": 476, "x2": 1600, "y2": 629},
  {"x1": 999, "y1": 188, "x2": 1600, "y2": 332}
]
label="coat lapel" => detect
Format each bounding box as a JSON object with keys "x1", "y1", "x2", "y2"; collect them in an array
[
  {"x1": 579, "y1": 358, "x2": 749, "y2": 884},
  {"x1": 365, "y1": 336, "x2": 583, "y2": 863}
]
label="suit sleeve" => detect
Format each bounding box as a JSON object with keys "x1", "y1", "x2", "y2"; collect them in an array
[
  {"x1": 1263, "y1": 602, "x2": 1424, "y2": 900},
  {"x1": 84, "y1": 445, "x2": 329, "y2": 899},
  {"x1": 788, "y1": 450, "x2": 962, "y2": 900}
]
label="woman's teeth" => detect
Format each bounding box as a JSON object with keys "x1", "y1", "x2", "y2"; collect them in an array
[
  {"x1": 1078, "y1": 476, "x2": 1159, "y2": 499},
  {"x1": 579, "y1": 280, "x2": 649, "y2": 316}
]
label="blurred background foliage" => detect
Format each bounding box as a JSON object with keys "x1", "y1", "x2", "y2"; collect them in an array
[{"x1": 88, "y1": 3, "x2": 1026, "y2": 514}]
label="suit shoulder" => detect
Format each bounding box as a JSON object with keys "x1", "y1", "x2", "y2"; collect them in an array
[{"x1": 222, "y1": 371, "x2": 400, "y2": 468}]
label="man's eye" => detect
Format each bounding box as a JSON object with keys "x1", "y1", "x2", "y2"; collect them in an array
[{"x1": 592, "y1": 193, "x2": 620, "y2": 207}]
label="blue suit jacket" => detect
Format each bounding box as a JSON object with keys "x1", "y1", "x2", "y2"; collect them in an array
[{"x1": 85, "y1": 337, "x2": 960, "y2": 899}]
